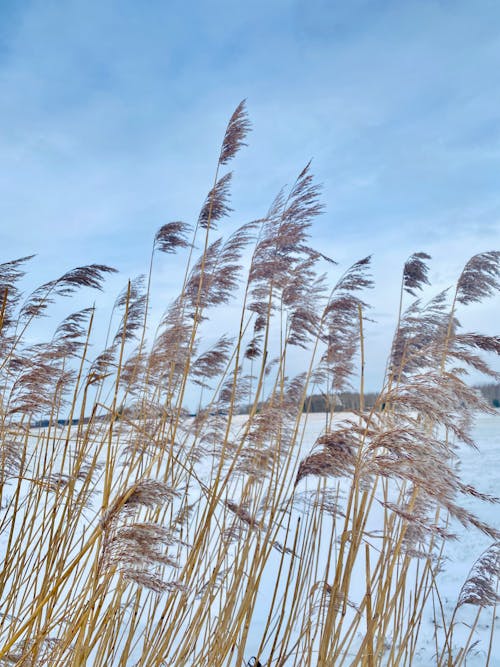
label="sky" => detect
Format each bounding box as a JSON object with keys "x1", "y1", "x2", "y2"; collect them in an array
[{"x1": 1, "y1": 0, "x2": 499, "y2": 398}]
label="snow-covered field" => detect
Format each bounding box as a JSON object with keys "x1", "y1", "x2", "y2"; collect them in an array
[
  {"x1": 418, "y1": 411, "x2": 500, "y2": 667},
  {"x1": 0, "y1": 411, "x2": 498, "y2": 665},
  {"x1": 221, "y1": 411, "x2": 500, "y2": 666}
]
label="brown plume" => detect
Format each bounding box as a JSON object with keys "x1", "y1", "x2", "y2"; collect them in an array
[
  {"x1": 198, "y1": 172, "x2": 233, "y2": 230},
  {"x1": 403, "y1": 252, "x2": 431, "y2": 296},
  {"x1": 219, "y1": 99, "x2": 251, "y2": 165},
  {"x1": 456, "y1": 250, "x2": 500, "y2": 305},
  {"x1": 155, "y1": 221, "x2": 191, "y2": 253}
]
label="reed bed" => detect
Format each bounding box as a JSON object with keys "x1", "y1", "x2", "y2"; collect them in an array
[{"x1": 0, "y1": 102, "x2": 499, "y2": 666}]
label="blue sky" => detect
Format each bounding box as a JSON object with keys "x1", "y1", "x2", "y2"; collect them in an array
[{"x1": 1, "y1": 0, "x2": 499, "y2": 393}]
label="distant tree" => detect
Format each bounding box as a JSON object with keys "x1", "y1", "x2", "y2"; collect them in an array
[
  {"x1": 303, "y1": 392, "x2": 379, "y2": 412},
  {"x1": 475, "y1": 383, "x2": 500, "y2": 407}
]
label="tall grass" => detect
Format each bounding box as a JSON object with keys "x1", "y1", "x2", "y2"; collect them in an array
[{"x1": 0, "y1": 102, "x2": 499, "y2": 666}]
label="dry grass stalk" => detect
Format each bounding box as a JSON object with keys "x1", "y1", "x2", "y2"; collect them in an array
[{"x1": 0, "y1": 104, "x2": 498, "y2": 667}]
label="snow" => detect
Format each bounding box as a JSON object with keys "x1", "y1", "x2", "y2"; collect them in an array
[{"x1": 0, "y1": 411, "x2": 498, "y2": 665}]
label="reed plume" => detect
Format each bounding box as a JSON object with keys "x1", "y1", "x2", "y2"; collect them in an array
[
  {"x1": 0, "y1": 103, "x2": 498, "y2": 667},
  {"x1": 219, "y1": 99, "x2": 251, "y2": 165}
]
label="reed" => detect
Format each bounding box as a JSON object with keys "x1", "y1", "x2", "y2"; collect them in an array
[{"x1": 0, "y1": 103, "x2": 499, "y2": 666}]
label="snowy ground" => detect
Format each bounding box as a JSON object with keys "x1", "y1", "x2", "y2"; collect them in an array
[
  {"x1": 241, "y1": 411, "x2": 500, "y2": 666},
  {"x1": 1, "y1": 411, "x2": 498, "y2": 665},
  {"x1": 418, "y1": 411, "x2": 500, "y2": 666}
]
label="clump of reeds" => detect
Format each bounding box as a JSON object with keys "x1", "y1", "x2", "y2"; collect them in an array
[{"x1": 0, "y1": 102, "x2": 499, "y2": 666}]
